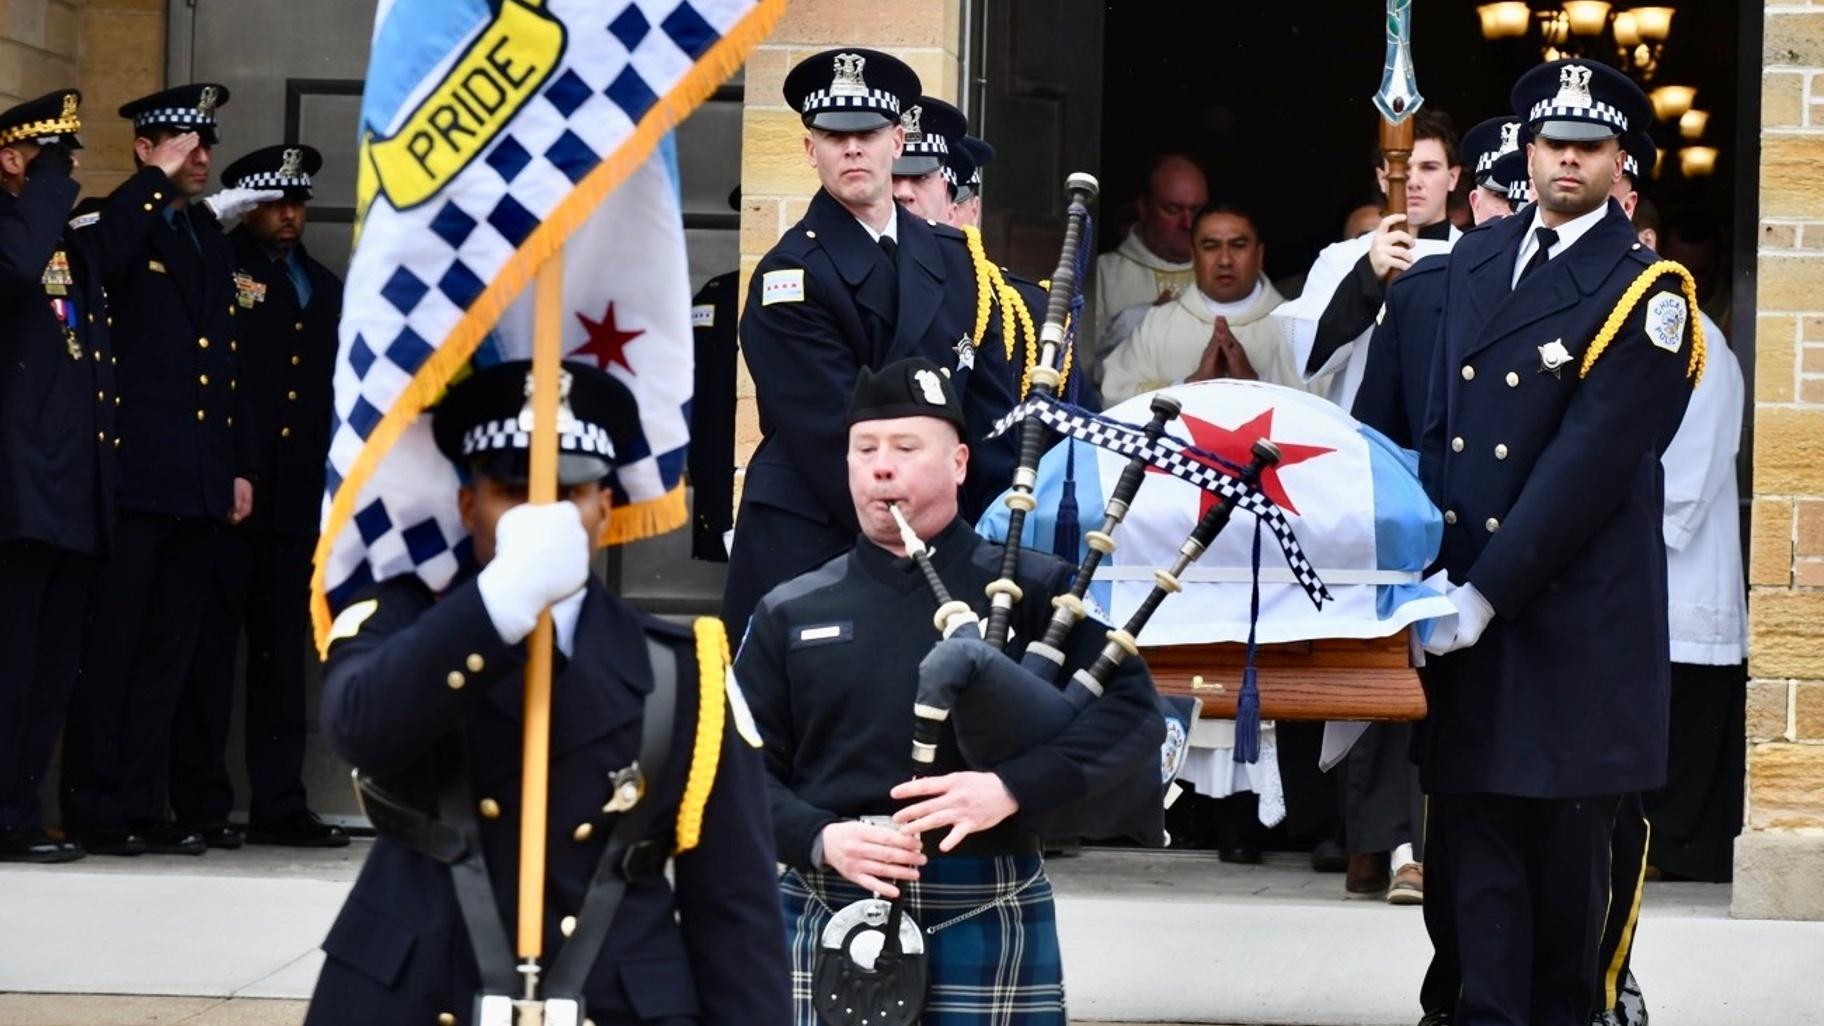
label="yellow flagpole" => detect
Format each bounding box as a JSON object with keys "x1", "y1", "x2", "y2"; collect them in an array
[{"x1": 516, "y1": 254, "x2": 564, "y2": 985}]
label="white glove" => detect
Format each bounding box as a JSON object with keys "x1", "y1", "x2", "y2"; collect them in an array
[
  {"x1": 1421, "y1": 578, "x2": 1496, "y2": 657},
  {"x1": 476, "y1": 502, "x2": 591, "y2": 644},
  {"x1": 201, "y1": 187, "x2": 284, "y2": 225}
]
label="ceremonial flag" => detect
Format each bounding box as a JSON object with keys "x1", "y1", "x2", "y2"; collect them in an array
[
  {"x1": 979, "y1": 379, "x2": 1453, "y2": 646},
  {"x1": 311, "y1": 0, "x2": 783, "y2": 645}
]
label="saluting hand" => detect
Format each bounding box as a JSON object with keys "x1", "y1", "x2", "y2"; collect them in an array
[
  {"x1": 820, "y1": 820, "x2": 926, "y2": 899},
  {"x1": 890, "y1": 771, "x2": 1019, "y2": 854},
  {"x1": 1367, "y1": 213, "x2": 1416, "y2": 278},
  {"x1": 147, "y1": 131, "x2": 201, "y2": 180}
]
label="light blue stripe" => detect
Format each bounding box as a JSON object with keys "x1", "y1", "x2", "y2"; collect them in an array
[{"x1": 361, "y1": 0, "x2": 492, "y2": 136}]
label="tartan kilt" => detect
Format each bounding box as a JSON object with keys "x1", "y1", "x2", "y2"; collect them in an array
[{"x1": 781, "y1": 853, "x2": 1066, "y2": 1026}]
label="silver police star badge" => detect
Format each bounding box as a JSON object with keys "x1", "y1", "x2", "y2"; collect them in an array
[
  {"x1": 953, "y1": 334, "x2": 976, "y2": 370},
  {"x1": 831, "y1": 53, "x2": 868, "y2": 97},
  {"x1": 279, "y1": 147, "x2": 303, "y2": 178},
  {"x1": 1538, "y1": 338, "x2": 1573, "y2": 377}
]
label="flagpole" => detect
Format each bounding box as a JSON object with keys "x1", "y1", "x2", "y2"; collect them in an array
[{"x1": 516, "y1": 254, "x2": 565, "y2": 993}]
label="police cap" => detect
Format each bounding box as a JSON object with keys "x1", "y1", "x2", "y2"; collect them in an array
[
  {"x1": 785, "y1": 49, "x2": 920, "y2": 133},
  {"x1": 0, "y1": 89, "x2": 83, "y2": 149},
  {"x1": 1512, "y1": 59, "x2": 1648, "y2": 142},
  {"x1": 222, "y1": 143, "x2": 322, "y2": 200},
  {"x1": 119, "y1": 83, "x2": 230, "y2": 145},
  {"x1": 432, "y1": 360, "x2": 639, "y2": 487},
  {"x1": 893, "y1": 95, "x2": 966, "y2": 177}
]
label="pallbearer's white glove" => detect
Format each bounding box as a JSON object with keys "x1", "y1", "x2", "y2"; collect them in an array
[
  {"x1": 201, "y1": 187, "x2": 284, "y2": 226},
  {"x1": 1420, "y1": 576, "x2": 1496, "y2": 657},
  {"x1": 476, "y1": 502, "x2": 591, "y2": 644}
]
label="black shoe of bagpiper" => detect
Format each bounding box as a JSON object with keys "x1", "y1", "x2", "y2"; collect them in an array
[
  {"x1": 0, "y1": 829, "x2": 86, "y2": 863},
  {"x1": 247, "y1": 810, "x2": 351, "y2": 848},
  {"x1": 137, "y1": 820, "x2": 207, "y2": 855}
]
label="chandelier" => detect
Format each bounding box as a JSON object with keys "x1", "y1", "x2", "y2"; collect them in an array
[{"x1": 1476, "y1": 3, "x2": 1673, "y2": 82}]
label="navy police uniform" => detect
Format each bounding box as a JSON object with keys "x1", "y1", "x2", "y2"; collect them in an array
[
  {"x1": 60, "y1": 83, "x2": 260, "y2": 852},
  {"x1": 1415, "y1": 61, "x2": 1699, "y2": 1026},
  {"x1": 688, "y1": 269, "x2": 739, "y2": 561},
  {"x1": 170, "y1": 145, "x2": 347, "y2": 844},
  {"x1": 0, "y1": 90, "x2": 157, "y2": 860},
  {"x1": 307, "y1": 361, "x2": 790, "y2": 1024},
  {"x1": 723, "y1": 49, "x2": 1036, "y2": 637}
]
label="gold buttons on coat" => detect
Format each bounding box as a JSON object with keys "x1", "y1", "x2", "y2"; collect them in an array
[
  {"x1": 97, "y1": 431, "x2": 106, "y2": 443},
  {"x1": 280, "y1": 427, "x2": 291, "y2": 438},
  {"x1": 197, "y1": 337, "x2": 209, "y2": 349},
  {"x1": 195, "y1": 409, "x2": 205, "y2": 422},
  {"x1": 294, "y1": 321, "x2": 304, "y2": 331},
  {"x1": 1444, "y1": 510, "x2": 1458, "y2": 525},
  {"x1": 291, "y1": 354, "x2": 301, "y2": 366},
  {"x1": 446, "y1": 670, "x2": 465, "y2": 690},
  {"x1": 466, "y1": 653, "x2": 485, "y2": 672},
  {"x1": 478, "y1": 798, "x2": 501, "y2": 820},
  {"x1": 142, "y1": 203, "x2": 154, "y2": 212},
  {"x1": 573, "y1": 823, "x2": 594, "y2": 842},
  {"x1": 199, "y1": 374, "x2": 210, "y2": 386},
  {"x1": 1494, "y1": 444, "x2": 1509, "y2": 460},
  {"x1": 287, "y1": 390, "x2": 298, "y2": 401},
  {"x1": 560, "y1": 915, "x2": 577, "y2": 937},
  {"x1": 1460, "y1": 365, "x2": 1475, "y2": 381},
  {"x1": 1505, "y1": 372, "x2": 1520, "y2": 387},
  {"x1": 438, "y1": 1014, "x2": 457, "y2": 1026},
  {"x1": 1485, "y1": 518, "x2": 1501, "y2": 533},
  {"x1": 96, "y1": 390, "x2": 104, "y2": 401},
  {"x1": 1451, "y1": 437, "x2": 1464, "y2": 452}
]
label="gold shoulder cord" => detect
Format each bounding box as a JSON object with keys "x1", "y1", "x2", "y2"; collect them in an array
[
  {"x1": 963, "y1": 226, "x2": 1062, "y2": 399},
  {"x1": 1577, "y1": 260, "x2": 1706, "y2": 385},
  {"x1": 673, "y1": 617, "x2": 730, "y2": 853}
]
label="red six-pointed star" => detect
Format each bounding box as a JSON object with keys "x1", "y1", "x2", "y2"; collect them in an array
[
  {"x1": 572, "y1": 301, "x2": 646, "y2": 374},
  {"x1": 1146, "y1": 408, "x2": 1335, "y2": 517}
]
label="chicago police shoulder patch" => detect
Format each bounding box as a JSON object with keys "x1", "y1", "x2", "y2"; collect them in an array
[
  {"x1": 761, "y1": 268, "x2": 805, "y2": 306},
  {"x1": 1646, "y1": 291, "x2": 1686, "y2": 354}
]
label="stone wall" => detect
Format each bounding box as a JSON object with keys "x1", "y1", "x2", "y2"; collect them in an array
[
  {"x1": 1738, "y1": 3, "x2": 1824, "y2": 920},
  {"x1": 0, "y1": 0, "x2": 164, "y2": 198},
  {"x1": 733, "y1": 0, "x2": 962, "y2": 468}
]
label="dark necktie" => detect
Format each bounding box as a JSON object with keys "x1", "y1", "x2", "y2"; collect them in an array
[
  {"x1": 879, "y1": 234, "x2": 897, "y2": 269},
  {"x1": 1517, "y1": 226, "x2": 1559, "y2": 286}
]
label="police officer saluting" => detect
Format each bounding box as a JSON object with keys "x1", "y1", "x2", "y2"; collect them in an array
[
  {"x1": 723, "y1": 50, "x2": 1036, "y2": 638},
  {"x1": 307, "y1": 360, "x2": 790, "y2": 1024},
  {"x1": 0, "y1": 89, "x2": 158, "y2": 862},
  {"x1": 168, "y1": 144, "x2": 347, "y2": 848},
  {"x1": 59, "y1": 84, "x2": 277, "y2": 856},
  {"x1": 1416, "y1": 60, "x2": 1701, "y2": 1026}
]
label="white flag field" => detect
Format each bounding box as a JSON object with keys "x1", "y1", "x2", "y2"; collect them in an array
[
  {"x1": 310, "y1": 0, "x2": 784, "y2": 646},
  {"x1": 980, "y1": 379, "x2": 1454, "y2": 646}
]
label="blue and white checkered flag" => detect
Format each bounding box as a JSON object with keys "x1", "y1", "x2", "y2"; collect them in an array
[{"x1": 312, "y1": 0, "x2": 783, "y2": 646}]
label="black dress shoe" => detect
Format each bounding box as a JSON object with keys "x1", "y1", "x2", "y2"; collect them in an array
[
  {"x1": 0, "y1": 829, "x2": 86, "y2": 863},
  {"x1": 135, "y1": 820, "x2": 206, "y2": 855},
  {"x1": 81, "y1": 826, "x2": 148, "y2": 856},
  {"x1": 247, "y1": 811, "x2": 350, "y2": 848},
  {"x1": 1217, "y1": 844, "x2": 1263, "y2": 865},
  {"x1": 183, "y1": 822, "x2": 244, "y2": 849},
  {"x1": 1310, "y1": 838, "x2": 1349, "y2": 873}
]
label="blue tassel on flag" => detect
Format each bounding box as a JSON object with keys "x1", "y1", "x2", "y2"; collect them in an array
[{"x1": 1235, "y1": 516, "x2": 1265, "y2": 763}]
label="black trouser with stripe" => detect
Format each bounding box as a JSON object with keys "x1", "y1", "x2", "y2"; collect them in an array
[
  {"x1": 1432, "y1": 792, "x2": 1621, "y2": 1026},
  {"x1": 169, "y1": 528, "x2": 315, "y2": 826},
  {"x1": 1598, "y1": 793, "x2": 1650, "y2": 1014}
]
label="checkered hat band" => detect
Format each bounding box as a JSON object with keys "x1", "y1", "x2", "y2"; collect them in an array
[
  {"x1": 801, "y1": 88, "x2": 901, "y2": 116},
  {"x1": 460, "y1": 418, "x2": 615, "y2": 459},
  {"x1": 134, "y1": 108, "x2": 218, "y2": 128},
  {"x1": 1476, "y1": 153, "x2": 1498, "y2": 174},
  {"x1": 1624, "y1": 155, "x2": 1639, "y2": 176},
  {"x1": 989, "y1": 395, "x2": 1333, "y2": 609},
  {"x1": 236, "y1": 171, "x2": 312, "y2": 190},
  {"x1": 903, "y1": 137, "x2": 949, "y2": 156},
  {"x1": 941, "y1": 165, "x2": 958, "y2": 186},
  {"x1": 1528, "y1": 99, "x2": 1626, "y2": 131}
]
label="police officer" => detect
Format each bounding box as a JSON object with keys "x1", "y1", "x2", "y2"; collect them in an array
[
  {"x1": 723, "y1": 49, "x2": 1034, "y2": 637},
  {"x1": 168, "y1": 144, "x2": 347, "y2": 848},
  {"x1": 952, "y1": 135, "x2": 993, "y2": 228},
  {"x1": 689, "y1": 190, "x2": 741, "y2": 563},
  {"x1": 0, "y1": 90, "x2": 159, "y2": 861},
  {"x1": 59, "y1": 83, "x2": 276, "y2": 856},
  {"x1": 307, "y1": 360, "x2": 789, "y2": 1024},
  {"x1": 1415, "y1": 60, "x2": 1699, "y2": 1026},
  {"x1": 735, "y1": 357, "x2": 1160, "y2": 1025},
  {"x1": 890, "y1": 94, "x2": 968, "y2": 224}
]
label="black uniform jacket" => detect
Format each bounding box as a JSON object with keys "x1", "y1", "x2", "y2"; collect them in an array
[
  {"x1": 0, "y1": 169, "x2": 158, "y2": 554},
  {"x1": 733, "y1": 191, "x2": 1033, "y2": 584},
  {"x1": 312, "y1": 573, "x2": 791, "y2": 1025},
  {"x1": 687, "y1": 270, "x2": 739, "y2": 561},
  {"x1": 228, "y1": 228, "x2": 342, "y2": 537},
  {"x1": 1352, "y1": 252, "x2": 1448, "y2": 449},
  {"x1": 1415, "y1": 200, "x2": 1696, "y2": 799},
  {"x1": 82, "y1": 172, "x2": 258, "y2": 520},
  {"x1": 735, "y1": 518, "x2": 1162, "y2": 869}
]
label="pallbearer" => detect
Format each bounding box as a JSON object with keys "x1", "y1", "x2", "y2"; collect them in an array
[
  {"x1": 307, "y1": 360, "x2": 790, "y2": 1024},
  {"x1": 736, "y1": 357, "x2": 1160, "y2": 1026}
]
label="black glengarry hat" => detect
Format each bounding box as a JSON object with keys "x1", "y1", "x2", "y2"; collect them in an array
[
  {"x1": 847, "y1": 357, "x2": 966, "y2": 434},
  {"x1": 120, "y1": 83, "x2": 230, "y2": 145},
  {"x1": 0, "y1": 89, "x2": 83, "y2": 149},
  {"x1": 223, "y1": 143, "x2": 322, "y2": 200},
  {"x1": 784, "y1": 48, "x2": 921, "y2": 133},
  {"x1": 433, "y1": 360, "x2": 639, "y2": 487},
  {"x1": 1512, "y1": 59, "x2": 1648, "y2": 142}
]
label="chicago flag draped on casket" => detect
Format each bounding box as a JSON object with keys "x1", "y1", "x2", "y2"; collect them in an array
[
  {"x1": 979, "y1": 379, "x2": 1452, "y2": 646},
  {"x1": 311, "y1": 0, "x2": 783, "y2": 646}
]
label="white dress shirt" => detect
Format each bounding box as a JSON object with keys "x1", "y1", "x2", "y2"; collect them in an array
[
  {"x1": 854, "y1": 204, "x2": 899, "y2": 244},
  {"x1": 1510, "y1": 201, "x2": 1609, "y2": 289}
]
